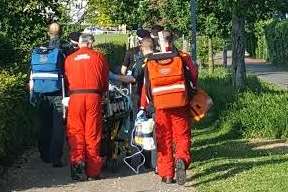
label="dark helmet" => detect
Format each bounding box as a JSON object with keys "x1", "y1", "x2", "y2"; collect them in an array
[
  {"x1": 151, "y1": 25, "x2": 164, "y2": 38},
  {"x1": 69, "y1": 32, "x2": 82, "y2": 44},
  {"x1": 136, "y1": 29, "x2": 151, "y2": 39}
]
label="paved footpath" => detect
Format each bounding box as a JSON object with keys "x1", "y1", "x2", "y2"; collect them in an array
[
  {"x1": 0, "y1": 148, "x2": 195, "y2": 192},
  {"x1": 215, "y1": 51, "x2": 288, "y2": 90},
  {"x1": 245, "y1": 59, "x2": 288, "y2": 90}
]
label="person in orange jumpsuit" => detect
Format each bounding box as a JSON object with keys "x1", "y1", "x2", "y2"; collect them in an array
[
  {"x1": 139, "y1": 34, "x2": 198, "y2": 185},
  {"x1": 64, "y1": 34, "x2": 109, "y2": 181}
]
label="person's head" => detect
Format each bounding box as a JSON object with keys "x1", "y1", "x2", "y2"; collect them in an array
[
  {"x1": 69, "y1": 32, "x2": 81, "y2": 46},
  {"x1": 150, "y1": 25, "x2": 164, "y2": 52},
  {"x1": 136, "y1": 29, "x2": 151, "y2": 45},
  {"x1": 78, "y1": 34, "x2": 94, "y2": 48},
  {"x1": 140, "y1": 37, "x2": 154, "y2": 56},
  {"x1": 48, "y1": 23, "x2": 61, "y2": 38},
  {"x1": 151, "y1": 25, "x2": 164, "y2": 39},
  {"x1": 158, "y1": 30, "x2": 174, "y2": 52}
]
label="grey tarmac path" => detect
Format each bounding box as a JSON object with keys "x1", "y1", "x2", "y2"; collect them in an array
[
  {"x1": 1, "y1": 149, "x2": 195, "y2": 192},
  {"x1": 246, "y1": 62, "x2": 288, "y2": 90}
]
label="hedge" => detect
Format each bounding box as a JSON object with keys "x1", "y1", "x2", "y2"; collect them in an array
[
  {"x1": 0, "y1": 71, "x2": 37, "y2": 165},
  {"x1": 265, "y1": 19, "x2": 288, "y2": 67},
  {"x1": 251, "y1": 19, "x2": 288, "y2": 67}
]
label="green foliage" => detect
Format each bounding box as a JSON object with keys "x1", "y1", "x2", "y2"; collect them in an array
[
  {"x1": 0, "y1": 71, "x2": 37, "y2": 164},
  {"x1": 196, "y1": 36, "x2": 225, "y2": 66},
  {"x1": 94, "y1": 34, "x2": 128, "y2": 72},
  {"x1": 245, "y1": 32, "x2": 257, "y2": 57},
  {"x1": 193, "y1": 68, "x2": 288, "y2": 192},
  {"x1": 246, "y1": 20, "x2": 272, "y2": 59},
  {"x1": 0, "y1": 0, "x2": 70, "y2": 72},
  {"x1": 0, "y1": 0, "x2": 71, "y2": 165},
  {"x1": 196, "y1": 68, "x2": 288, "y2": 139},
  {"x1": 197, "y1": 36, "x2": 210, "y2": 65},
  {"x1": 265, "y1": 19, "x2": 288, "y2": 66},
  {"x1": 255, "y1": 20, "x2": 272, "y2": 60},
  {"x1": 159, "y1": 0, "x2": 191, "y2": 35},
  {"x1": 87, "y1": 0, "x2": 143, "y2": 29}
]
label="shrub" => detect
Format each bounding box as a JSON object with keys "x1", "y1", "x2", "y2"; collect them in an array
[
  {"x1": 265, "y1": 19, "x2": 288, "y2": 67},
  {"x1": 0, "y1": 71, "x2": 37, "y2": 165}
]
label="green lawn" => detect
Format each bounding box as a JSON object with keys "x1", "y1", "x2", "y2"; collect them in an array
[
  {"x1": 192, "y1": 129, "x2": 288, "y2": 192},
  {"x1": 94, "y1": 34, "x2": 128, "y2": 72},
  {"x1": 190, "y1": 68, "x2": 288, "y2": 192}
]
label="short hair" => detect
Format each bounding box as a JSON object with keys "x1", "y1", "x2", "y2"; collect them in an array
[
  {"x1": 136, "y1": 29, "x2": 151, "y2": 39},
  {"x1": 151, "y1": 25, "x2": 164, "y2": 37},
  {"x1": 48, "y1": 23, "x2": 61, "y2": 37},
  {"x1": 69, "y1": 32, "x2": 81, "y2": 42},
  {"x1": 79, "y1": 34, "x2": 95, "y2": 44},
  {"x1": 141, "y1": 37, "x2": 154, "y2": 51}
]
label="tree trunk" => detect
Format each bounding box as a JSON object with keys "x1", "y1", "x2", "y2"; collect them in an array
[
  {"x1": 208, "y1": 37, "x2": 215, "y2": 71},
  {"x1": 223, "y1": 46, "x2": 228, "y2": 67},
  {"x1": 232, "y1": 10, "x2": 246, "y2": 90}
]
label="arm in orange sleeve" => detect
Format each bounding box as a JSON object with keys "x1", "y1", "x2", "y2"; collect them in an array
[
  {"x1": 180, "y1": 52, "x2": 199, "y2": 87},
  {"x1": 139, "y1": 81, "x2": 149, "y2": 110}
]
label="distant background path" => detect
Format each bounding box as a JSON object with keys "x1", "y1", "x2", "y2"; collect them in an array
[
  {"x1": 214, "y1": 50, "x2": 288, "y2": 90},
  {"x1": 246, "y1": 62, "x2": 288, "y2": 90}
]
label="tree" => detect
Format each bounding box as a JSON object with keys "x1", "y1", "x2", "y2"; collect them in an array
[
  {"x1": 0, "y1": 0, "x2": 68, "y2": 70},
  {"x1": 213, "y1": 0, "x2": 288, "y2": 90},
  {"x1": 87, "y1": 0, "x2": 144, "y2": 29}
]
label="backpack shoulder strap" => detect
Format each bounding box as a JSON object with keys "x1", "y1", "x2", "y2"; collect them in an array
[{"x1": 144, "y1": 60, "x2": 153, "y2": 103}]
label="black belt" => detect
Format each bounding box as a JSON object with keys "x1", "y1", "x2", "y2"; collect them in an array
[{"x1": 69, "y1": 89, "x2": 102, "y2": 95}]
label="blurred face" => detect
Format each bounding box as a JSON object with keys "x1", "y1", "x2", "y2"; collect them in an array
[
  {"x1": 137, "y1": 37, "x2": 143, "y2": 46},
  {"x1": 87, "y1": 42, "x2": 93, "y2": 48}
]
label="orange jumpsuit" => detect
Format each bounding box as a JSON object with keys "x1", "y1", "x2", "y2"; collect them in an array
[
  {"x1": 140, "y1": 53, "x2": 197, "y2": 178},
  {"x1": 64, "y1": 47, "x2": 109, "y2": 177}
]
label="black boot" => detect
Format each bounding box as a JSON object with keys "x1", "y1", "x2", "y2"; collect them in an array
[
  {"x1": 175, "y1": 159, "x2": 186, "y2": 185},
  {"x1": 71, "y1": 162, "x2": 87, "y2": 181},
  {"x1": 161, "y1": 177, "x2": 175, "y2": 184}
]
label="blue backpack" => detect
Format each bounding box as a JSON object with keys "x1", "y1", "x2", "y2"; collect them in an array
[{"x1": 31, "y1": 47, "x2": 63, "y2": 94}]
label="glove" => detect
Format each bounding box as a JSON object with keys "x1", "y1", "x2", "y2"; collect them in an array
[
  {"x1": 136, "y1": 109, "x2": 146, "y2": 120},
  {"x1": 136, "y1": 109, "x2": 145, "y2": 118},
  {"x1": 121, "y1": 75, "x2": 136, "y2": 83},
  {"x1": 127, "y1": 70, "x2": 132, "y2": 76},
  {"x1": 62, "y1": 97, "x2": 70, "y2": 107}
]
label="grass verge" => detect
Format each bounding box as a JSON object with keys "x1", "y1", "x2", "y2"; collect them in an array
[
  {"x1": 94, "y1": 34, "x2": 128, "y2": 73},
  {"x1": 191, "y1": 67, "x2": 288, "y2": 192}
]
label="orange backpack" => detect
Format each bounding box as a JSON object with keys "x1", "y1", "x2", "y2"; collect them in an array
[
  {"x1": 145, "y1": 54, "x2": 188, "y2": 109},
  {"x1": 189, "y1": 89, "x2": 213, "y2": 122}
]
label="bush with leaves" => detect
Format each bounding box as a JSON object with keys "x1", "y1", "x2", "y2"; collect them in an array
[
  {"x1": 0, "y1": 0, "x2": 72, "y2": 165},
  {"x1": 0, "y1": 71, "x2": 37, "y2": 165},
  {"x1": 265, "y1": 19, "x2": 288, "y2": 66}
]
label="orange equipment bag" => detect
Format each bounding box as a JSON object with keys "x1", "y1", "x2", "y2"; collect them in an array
[
  {"x1": 189, "y1": 89, "x2": 213, "y2": 122},
  {"x1": 146, "y1": 55, "x2": 188, "y2": 109}
]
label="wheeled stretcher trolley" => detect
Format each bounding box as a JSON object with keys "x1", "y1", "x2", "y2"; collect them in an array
[{"x1": 100, "y1": 83, "x2": 133, "y2": 172}]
